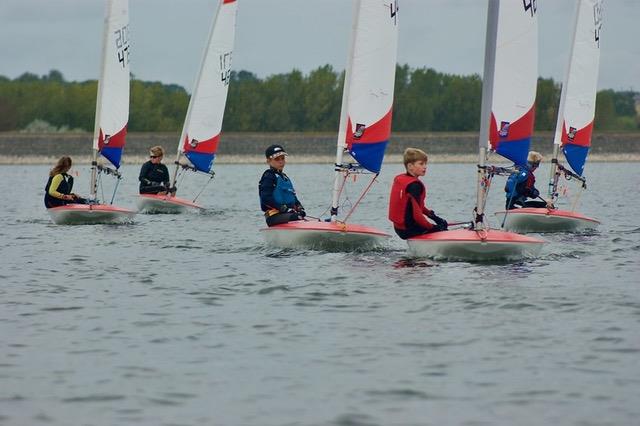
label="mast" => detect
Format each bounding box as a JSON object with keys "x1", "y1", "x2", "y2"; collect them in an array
[
  {"x1": 475, "y1": 0, "x2": 499, "y2": 230},
  {"x1": 90, "y1": 0, "x2": 112, "y2": 202},
  {"x1": 330, "y1": 0, "x2": 360, "y2": 222},
  {"x1": 549, "y1": 0, "x2": 582, "y2": 199},
  {"x1": 171, "y1": 0, "x2": 224, "y2": 188}
]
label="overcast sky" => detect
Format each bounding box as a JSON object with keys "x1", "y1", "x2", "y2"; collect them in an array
[{"x1": 1, "y1": 0, "x2": 638, "y2": 93}]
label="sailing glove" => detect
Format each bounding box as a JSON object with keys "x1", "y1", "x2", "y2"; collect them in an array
[
  {"x1": 297, "y1": 208, "x2": 306, "y2": 218},
  {"x1": 279, "y1": 205, "x2": 289, "y2": 213},
  {"x1": 433, "y1": 222, "x2": 447, "y2": 232},
  {"x1": 428, "y1": 211, "x2": 448, "y2": 229}
]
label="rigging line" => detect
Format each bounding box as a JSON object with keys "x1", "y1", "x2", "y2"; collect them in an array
[
  {"x1": 109, "y1": 176, "x2": 120, "y2": 205},
  {"x1": 323, "y1": 170, "x2": 350, "y2": 219},
  {"x1": 192, "y1": 173, "x2": 214, "y2": 203},
  {"x1": 342, "y1": 174, "x2": 379, "y2": 224},
  {"x1": 96, "y1": 172, "x2": 105, "y2": 204},
  {"x1": 501, "y1": 189, "x2": 515, "y2": 229},
  {"x1": 570, "y1": 183, "x2": 585, "y2": 212},
  {"x1": 479, "y1": 170, "x2": 496, "y2": 230},
  {"x1": 177, "y1": 169, "x2": 187, "y2": 189},
  {"x1": 336, "y1": 169, "x2": 349, "y2": 204}
]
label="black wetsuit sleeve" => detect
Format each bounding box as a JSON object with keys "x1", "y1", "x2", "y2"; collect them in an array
[
  {"x1": 160, "y1": 164, "x2": 170, "y2": 186},
  {"x1": 139, "y1": 162, "x2": 152, "y2": 184},
  {"x1": 259, "y1": 170, "x2": 278, "y2": 211}
]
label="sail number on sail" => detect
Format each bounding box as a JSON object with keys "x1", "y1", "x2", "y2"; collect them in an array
[
  {"x1": 593, "y1": 2, "x2": 603, "y2": 47},
  {"x1": 115, "y1": 25, "x2": 130, "y2": 68},
  {"x1": 220, "y1": 52, "x2": 232, "y2": 86},
  {"x1": 389, "y1": 0, "x2": 398, "y2": 24},
  {"x1": 523, "y1": 0, "x2": 537, "y2": 17}
]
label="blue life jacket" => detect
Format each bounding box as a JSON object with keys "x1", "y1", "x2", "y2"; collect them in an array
[
  {"x1": 505, "y1": 165, "x2": 539, "y2": 201},
  {"x1": 505, "y1": 167, "x2": 528, "y2": 200},
  {"x1": 273, "y1": 173, "x2": 297, "y2": 207}
]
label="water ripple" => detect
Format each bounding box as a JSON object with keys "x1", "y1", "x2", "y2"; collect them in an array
[{"x1": 62, "y1": 394, "x2": 125, "y2": 403}]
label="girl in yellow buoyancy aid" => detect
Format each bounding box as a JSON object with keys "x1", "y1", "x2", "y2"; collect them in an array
[{"x1": 44, "y1": 156, "x2": 87, "y2": 208}]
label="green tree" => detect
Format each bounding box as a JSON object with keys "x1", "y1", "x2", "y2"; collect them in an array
[
  {"x1": 594, "y1": 90, "x2": 616, "y2": 130},
  {"x1": 535, "y1": 77, "x2": 560, "y2": 130}
]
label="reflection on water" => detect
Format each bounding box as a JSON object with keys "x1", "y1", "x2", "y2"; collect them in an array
[{"x1": 0, "y1": 163, "x2": 639, "y2": 425}]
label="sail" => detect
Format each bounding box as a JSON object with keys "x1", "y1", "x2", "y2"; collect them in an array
[
  {"x1": 179, "y1": 0, "x2": 237, "y2": 174},
  {"x1": 92, "y1": 0, "x2": 130, "y2": 169},
  {"x1": 340, "y1": 0, "x2": 399, "y2": 174},
  {"x1": 553, "y1": 0, "x2": 603, "y2": 176},
  {"x1": 487, "y1": 0, "x2": 538, "y2": 166}
]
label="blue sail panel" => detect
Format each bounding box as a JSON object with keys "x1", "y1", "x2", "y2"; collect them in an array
[
  {"x1": 100, "y1": 147, "x2": 123, "y2": 169},
  {"x1": 495, "y1": 137, "x2": 530, "y2": 166},
  {"x1": 185, "y1": 151, "x2": 215, "y2": 174},
  {"x1": 563, "y1": 144, "x2": 589, "y2": 176},
  {"x1": 350, "y1": 140, "x2": 388, "y2": 174}
]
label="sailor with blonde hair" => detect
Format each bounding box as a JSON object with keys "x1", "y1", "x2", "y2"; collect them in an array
[{"x1": 505, "y1": 151, "x2": 553, "y2": 209}]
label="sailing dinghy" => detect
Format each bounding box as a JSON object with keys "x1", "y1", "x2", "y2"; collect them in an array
[
  {"x1": 406, "y1": 0, "x2": 544, "y2": 261},
  {"x1": 497, "y1": 0, "x2": 602, "y2": 232},
  {"x1": 48, "y1": 0, "x2": 135, "y2": 225},
  {"x1": 261, "y1": 0, "x2": 398, "y2": 250},
  {"x1": 137, "y1": 0, "x2": 237, "y2": 214}
]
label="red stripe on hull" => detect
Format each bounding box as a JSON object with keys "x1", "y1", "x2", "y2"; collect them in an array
[
  {"x1": 409, "y1": 228, "x2": 544, "y2": 244},
  {"x1": 496, "y1": 207, "x2": 600, "y2": 223},
  {"x1": 261, "y1": 220, "x2": 390, "y2": 237}
]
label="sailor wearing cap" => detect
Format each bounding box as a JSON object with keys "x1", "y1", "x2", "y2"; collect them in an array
[{"x1": 258, "y1": 144, "x2": 306, "y2": 226}]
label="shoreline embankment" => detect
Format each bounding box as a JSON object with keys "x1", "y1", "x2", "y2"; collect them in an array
[{"x1": 1, "y1": 131, "x2": 639, "y2": 164}]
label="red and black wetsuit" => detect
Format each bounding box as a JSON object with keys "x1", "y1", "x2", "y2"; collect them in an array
[{"x1": 388, "y1": 173, "x2": 437, "y2": 240}]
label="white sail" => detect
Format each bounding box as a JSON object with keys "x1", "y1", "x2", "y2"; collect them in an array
[
  {"x1": 552, "y1": 0, "x2": 603, "y2": 176},
  {"x1": 337, "y1": 0, "x2": 399, "y2": 174},
  {"x1": 92, "y1": 0, "x2": 130, "y2": 169},
  {"x1": 483, "y1": 0, "x2": 538, "y2": 167},
  {"x1": 177, "y1": 0, "x2": 237, "y2": 174},
  {"x1": 331, "y1": 0, "x2": 399, "y2": 221},
  {"x1": 476, "y1": 0, "x2": 538, "y2": 227}
]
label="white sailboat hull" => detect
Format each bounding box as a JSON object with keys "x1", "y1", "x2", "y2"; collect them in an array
[
  {"x1": 261, "y1": 221, "x2": 390, "y2": 251},
  {"x1": 495, "y1": 208, "x2": 599, "y2": 233},
  {"x1": 137, "y1": 194, "x2": 203, "y2": 214},
  {"x1": 47, "y1": 204, "x2": 135, "y2": 225},
  {"x1": 406, "y1": 229, "x2": 544, "y2": 261}
]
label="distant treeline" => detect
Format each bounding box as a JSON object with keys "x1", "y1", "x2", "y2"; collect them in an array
[{"x1": 0, "y1": 66, "x2": 637, "y2": 133}]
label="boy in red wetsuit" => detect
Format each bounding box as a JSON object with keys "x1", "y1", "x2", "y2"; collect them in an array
[{"x1": 388, "y1": 148, "x2": 448, "y2": 239}]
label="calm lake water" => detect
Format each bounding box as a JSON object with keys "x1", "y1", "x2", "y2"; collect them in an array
[{"x1": 1, "y1": 161, "x2": 639, "y2": 426}]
